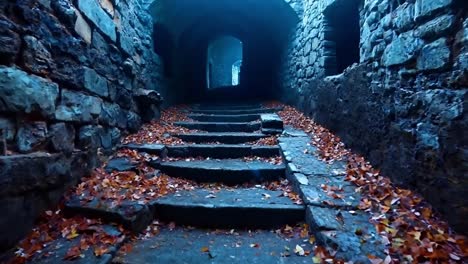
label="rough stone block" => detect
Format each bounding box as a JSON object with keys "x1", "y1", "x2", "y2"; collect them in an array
[
  {"x1": 382, "y1": 31, "x2": 424, "y2": 66},
  {"x1": 92, "y1": 29, "x2": 109, "y2": 51},
  {"x1": 77, "y1": 125, "x2": 102, "y2": 150},
  {"x1": 317, "y1": 230, "x2": 384, "y2": 262},
  {"x1": 306, "y1": 206, "x2": 369, "y2": 232},
  {"x1": 299, "y1": 183, "x2": 360, "y2": 209},
  {"x1": 415, "y1": 0, "x2": 452, "y2": 21},
  {"x1": 415, "y1": 14, "x2": 455, "y2": 40},
  {"x1": 134, "y1": 89, "x2": 163, "y2": 122},
  {"x1": 417, "y1": 38, "x2": 450, "y2": 71},
  {"x1": 83, "y1": 66, "x2": 109, "y2": 97},
  {"x1": 0, "y1": 18, "x2": 21, "y2": 64},
  {"x1": 393, "y1": 3, "x2": 415, "y2": 32},
  {"x1": 65, "y1": 197, "x2": 153, "y2": 233},
  {"x1": 123, "y1": 143, "x2": 167, "y2": 156},
  {"x1": 127, "y1": 111, "x2": 142, "y2": 133},
  {"x1": 306, "y1": 206, "x2": 386, "y2": 261},
  {"x1": 49, "y1": 122, "x2": 75, "y2": 153},
  {"x1": 77, "y1": 0, "x2": 116, "y2": 41},
  {"x1": 99, "y1": 102, "x2": 127, "y2": 129},
  {"x1": 51, "y1": 0, "x2": 77, "y2": 27},
  {"x1": 0, "y1": 66, "x2": 59, "y2": 117},
  {"x1": 99, "y1": 127, "x2": 113, "y2": 151},
  {"x1": 55, "y1": 89, "x2": 102, "y2": 122},
  {"x1": 105, "y1": 157, "x2": 138, "y2": 173},
  {"x1": 23, "y1": 35, "x2": 54, "y2": 75},
  {"x1": 99, "y1": 0, "x2": 115, "y2": 17},
  {"x1": 0, "y1": 153, "x2": 70, "y2": 197},
  {"x1": 74, "y1": 10, "x2": 92, "y2": 44},
  {"x1": 16, "y1": 122, "x2": 48, "y2": 153},
  {"x1": 109, "y1": 127, "x2": 122, "y2": 146},
  {"x1": 261, "y1": 114, "x2": 284, "y2": 130}
]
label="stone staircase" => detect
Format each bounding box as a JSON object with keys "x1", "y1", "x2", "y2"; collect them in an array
[
  {"x1": 149, "y1": 103, "x2": 302, "y2": 227},
  {"x1": 27, "y1": 103, "x2": 384, "y2": 264}
]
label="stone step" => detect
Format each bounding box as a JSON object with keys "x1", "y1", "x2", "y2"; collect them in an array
[
  {"x1": 190, "y1": 107, "x2": 282, "y2": 115},
  {"x1": 156, "y1": 159, "x2": 285, "y2": 185},
  {"x1": 174, "y1": 132, "x2": 267, "y2": 144},
  {"x1": 119, "y1": 143, "x2": 167, "y2": 156},
  {"x1": 174, "y1": 121, "x2": 261, "y2": 132},
  {"x1": 188, "y1": 114, "x2": 261, "y2": 122},
  {"x1": 115, "y1": 226, "x2": 313, "y2": 264},
  {"x1": 65, "y1": 197, "x2": 153, "y2": 233},
  {"x1": 31, "y1": 224, "x2": 125, "y2": 264},
  {"x1": 167, "y1": 144, "x2": 280, "y2": 159},
  {"x1": 150, "y1": 188, "x2": 304, "y2": 228},
  {"x1": 193, "y1": 104, "x2": 262, "y2": 110}
]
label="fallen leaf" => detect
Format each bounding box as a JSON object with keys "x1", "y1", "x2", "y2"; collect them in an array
[
  {"x1": 294, "y1": 245, "x2": 305, "y2": 256},
  {"x1": 63, "y1": 246, "x2": 82, "y2": 260},
  {"x1": 201, "y1": 247, "x2": 210, "y2": 253},
  {"x1": 94, "y1": 246, "x2": 109, "y2": 257}
]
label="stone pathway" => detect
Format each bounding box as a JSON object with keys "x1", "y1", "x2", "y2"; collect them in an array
[{"x1": 21, "y1": 103, "x2": 387, "y2": 264}]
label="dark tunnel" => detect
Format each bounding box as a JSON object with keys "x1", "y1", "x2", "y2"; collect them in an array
[{"x1": 149, "y1": 0, "x2": 299, "y2": 103}]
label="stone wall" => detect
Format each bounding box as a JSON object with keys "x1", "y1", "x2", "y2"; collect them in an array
[
  {"x1": 279, "y1": 0, "x2": 467, "y2": 234},
  {"x1": 0, "y1": 0, "x2": 166, "y2": 250}
]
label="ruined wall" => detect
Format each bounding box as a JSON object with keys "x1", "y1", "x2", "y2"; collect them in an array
[
  {"x1": 279, "y1": 0, "x2": 467, "y2": 234},
  {"x1": 0, "y1": 0, "x2": 166, "y2": 250}
]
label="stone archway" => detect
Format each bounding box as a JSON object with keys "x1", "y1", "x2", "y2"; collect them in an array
[{"x1": 206, "y1": 36, "x2": 243, "y2": 89}]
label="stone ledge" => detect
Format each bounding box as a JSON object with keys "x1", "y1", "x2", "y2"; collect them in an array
[
  {"x1": 306, "y1": 206, "x2": 386, "y2": 261},
  {"x1": 0, "y1": 153, "x2": 69, "y2": 197},
  {"x1": 0, "y1": 151, "x2": 96, "y2": 251},
  {"x1": 65, "y1": 196, "x2": 153, "y2": 233}
]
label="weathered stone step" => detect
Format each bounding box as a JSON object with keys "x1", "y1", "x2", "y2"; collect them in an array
[
  {"x1": 167, "y1": 144, "x2": 280, "y2": 158},
  {"x1": 156, "y1": 159, "x2": 285, "y2": 184},
  {"x1": 119, "y1": 143, "x2": 167, "y2": 156},
  {"x1": 30, "y1": 224, "x2": 125, "y2": 264},
  {"x1": 174, "y1": 121, "x2": 261, "y2": 132},
  {"x1": 188, "y1": 113, "x2": 261, "y2": 122},
  {"x1": 174, "y1": 132, "x2": 267, "y2": 144},
  {"x1": 65, "y1": 197, "x2": 153, "y2": 233},
  {"x1": 115, "y1": 226, "x2": 313, "y2": 264},
  {"x1": 193, "y1": 104, "x2": 262, "y2": 110},
  {"x1": 150, "y1": 188, "x2": 304, "y2": 228},
  {"x1": 190, "y1": 107, "x2": 282, "y2": 115}
]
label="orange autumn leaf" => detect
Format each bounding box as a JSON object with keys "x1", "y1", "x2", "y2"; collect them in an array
[
  {"x1": 63, "y1": 246, "x2": 82, "y2": 260},
  {"x1": 93, "y1": 245, "x2": 109, "y2": 257},
  {"x1": 201, "y1": 247, "x2": 210, "y2": 253}
]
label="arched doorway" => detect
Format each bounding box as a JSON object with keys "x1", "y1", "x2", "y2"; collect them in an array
[{"x1": 206, "y1": 36, "x2": 243, "y2": 89}]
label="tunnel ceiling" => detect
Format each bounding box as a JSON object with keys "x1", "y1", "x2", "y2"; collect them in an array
[{"x1": 148, "y1": 0, "x2": 299, "y2": 45}]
